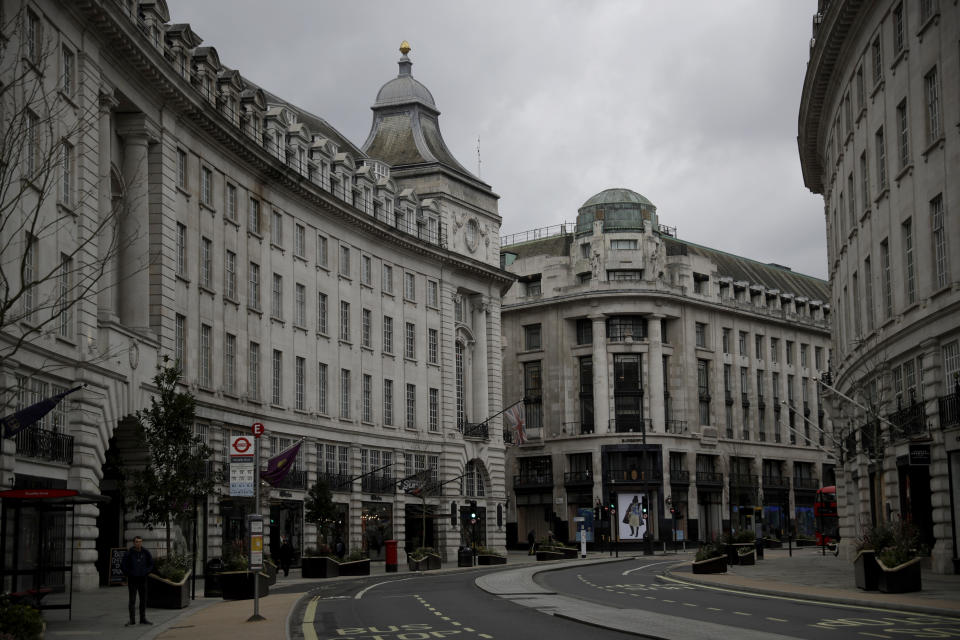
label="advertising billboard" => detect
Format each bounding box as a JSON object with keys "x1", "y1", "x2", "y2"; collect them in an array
[{"x1": 617, "y1": 493, "x2": 648, "y2": 540}]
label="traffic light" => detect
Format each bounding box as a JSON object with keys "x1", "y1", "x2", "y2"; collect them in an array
[
  {"x1": 641, "y1": 495, "x2": 648, "y2": 515},
  {"x1": 451, "y1": 501, "x2": 458, "y2": 527},
  {"x1": 470, "y1": 500, "x2": 477, "y2": 524},
  {"x1": 594, "y1": 505, "x2": 601, "y2": 521},
  {"x1": 608, "y1": 495, "x2": 616, "y2": 515}
]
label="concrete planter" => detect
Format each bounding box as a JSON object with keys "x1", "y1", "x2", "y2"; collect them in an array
[
  {"x1": 408, "y1": 554, "x2": 441, "y2": 572},
  {"x1": 337, "y1": 558, "x2": 371, "y2": 576},
  {"x1": 692, "y1": 555, "x2": 727, "y2": 574},
  {"x1": 853, "y1": 550, "x2": 880, "y2": 591},
  {"x1": 738, "y1": 549, "x2": 756, "y2": 566},
  {"x1": 302, "y1": 556, "x2": 339, "y2": 579},
  {"x1": 146, "y1": 570, "x2": 191, "y2": 609},
  {"x1": 218, "y1": 571, "x2": 270, "y2": 600},
  {"x1": 876, "y1": 556, "x2": 922, "y2": 594},
  {"x1": 477, "y1": 554, "x2": 507, "y2": 566}
]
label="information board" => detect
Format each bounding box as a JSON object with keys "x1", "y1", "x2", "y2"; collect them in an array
[
  {"x1": 109, "y1": 548, "x2": 126, "y2": 585},
  {"x1": 230, "y1": 435, "x2": 255, "y2": 497},
  {"x1": 248, "y1": 515, "x2": 264, "y2": 570}
]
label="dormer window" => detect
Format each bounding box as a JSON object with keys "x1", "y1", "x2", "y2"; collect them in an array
[{"x1": 693, "y1": 272, "x2": 709, "y2": 294}]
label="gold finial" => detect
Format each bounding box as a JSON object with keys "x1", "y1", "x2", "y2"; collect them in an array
[{"x1": 399, "y1": 41, "x2": 411, "y2": 55}]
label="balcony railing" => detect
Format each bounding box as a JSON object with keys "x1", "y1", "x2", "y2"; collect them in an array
[
  {"x1": 939, "y1": 391, "x2": 960, "y2": 429},
  {"x1": 610, "y1": 417, "x2": 651, "y2": 434},
  {"x1": 273, "y1": 469, "x2": 307, "y2": 490},
  {"x1": 664, "y1": 419, "x2": 688, "y2": 435},
  {"x1": 14, "y1": 427, "x2": 73, "y2": 465},
  {"x1": 361, "y1": 475, "x2": 396, "y2": 494},
  {"x1": 318, "y1": 472, "x2": 354, "y2": 491},
  {"x1": 669, "y1": 469, "x2": 690, "y2": 484},
  {"x1": 563, "y1": 421, "x2": 594, "y2": 436},
  {"x1": 793, "y1": 477, "x2": 819, "y2": 491},
  {"x1": 460, "y1": 422, "x2": 489, "y2": 441},
  {"x1": 607, "y1": 467, "x2": 662, "y2": 483},
  {"x1": 888, "y1": 400, "x2": 927, "y2": 438},
  {"x1": 730, "y1": 474, "x2": 759, "y2": 488},
  {"x1": 503, "y1": 429, "x2": 514, "y2": 445},
  {"x1": 563, "y1": 470, "x2": 593, "y2": 486},
  {"x1": 762, "y1": 475, "x2": 790, "y2": 490},
  {"x1": 514, "y1": 473, "x2": 553, "y2": 489},
  {"x1": 695, "y1": 471, "x2": 723, "y2": 486}
]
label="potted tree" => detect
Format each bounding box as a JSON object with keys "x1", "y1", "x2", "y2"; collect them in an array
[
  {"x1": 737, "y1": 546, "x2": 756, "y2": 566},
  {"x1": 303, "y1": 480, "x2": 342, "y2": 579},
  {"x1": 218, "y1": 541, "x2": 270, "y2": 600},
  {"x1": 147, "y1": 551, "x2": 192, "y2": 609},
  {"x1": 876, "y1": 518, "x2": 922, "y2": 594},
  {"x1": 408, "y1": 547, "x2": 442, "y2": 571},
  {"x1": 692, "y1": 542, "x2": 727, "y2": 574},
  {"x1": 476, "y1": 547, "x2": 507, "y2": 566},
  {"x1": 853, "y1": 521, "x2": 892, "y2": 591}
]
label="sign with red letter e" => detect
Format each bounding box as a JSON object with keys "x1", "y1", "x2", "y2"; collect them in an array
[{"x1": 252, "y1": 422, "x2": 265, "y2": 438}]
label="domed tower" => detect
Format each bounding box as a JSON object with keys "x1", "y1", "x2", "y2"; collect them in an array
[
  {"x1": 363, "y1": 43, "x2": 501, "y2": 266},
  {"x1": 576, "y1": 187, "x2": 659, "y2": 233}
]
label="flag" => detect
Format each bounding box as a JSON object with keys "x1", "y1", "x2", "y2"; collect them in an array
[
  {"x1": 262, "y1": 439, "x2": 303, "y2": 486},
  {"x1": 503, "y1": 402, "x2": 526, "y2": 445},
  {"x1": 2, "y1": 385, "x2": 82, "y2": 439},
  {"x1": 398, "y1": 469, "x2": 432, "y2": 496}
]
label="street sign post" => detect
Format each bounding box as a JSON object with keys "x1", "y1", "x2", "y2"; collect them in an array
[
  {"x1": 248, "y1": 515, "x2": 264, "y2": 570},
  {"x1": 247, "y1": 423, "x2": 265, "y2": 622},
  {"x1": 252, "y1": 422, "x2": 264, "y2": 437}
]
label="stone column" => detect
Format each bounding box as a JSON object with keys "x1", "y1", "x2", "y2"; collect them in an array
[
  {"x1": 474, "y1": 299, "x2": 489, "y2": 424},
  {"x1": 647, "y1": 314, "x2": 665, "y2": 433},
  {"x1": 115, "y1": 115, "x2": 159, "y2": 332},
  {"x1": 97, "y1": 89, "x2": 120, "y2": 321},
  {"x1": 591, "y1": 316, "x2": 610, "y2": 433}
]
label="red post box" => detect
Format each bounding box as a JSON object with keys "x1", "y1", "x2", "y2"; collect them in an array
[{"x1": 385, "y1": 539, "x2": 398, "y2": 573}]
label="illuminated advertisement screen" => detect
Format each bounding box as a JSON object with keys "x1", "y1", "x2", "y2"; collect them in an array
[{"x1": 617, "y1": 493, "x2": 648, "y2": 540}]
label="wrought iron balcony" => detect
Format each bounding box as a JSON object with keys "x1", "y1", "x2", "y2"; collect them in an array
[
  {"x1": 610, "y1": 417, "x2": 651, "y2": 434},
  {"x1": 664, "y1": 419, "x2": 688, "y2": 435},
  {"x1": 888, "y1": 400, "x2": 927, "y2": 438},
  {"x1": 695, "y1": 471, "x2": 723, "y2": 486},
  {"x1": 729, "y1": 474, "x2": 759, "y2": 488},
  {"x1": 669, "y1": 469, "x2": 690, "y2": 484},
  {"x1": 460, "y1": 422, "x2": 489, "y2": 441},
  {"x1": 503, "y1": 429, "x2": 514, "y2": 445},
  {"x1": 762, "y1": 475, "x2": 789, "y2": 490},
  {"x1": 607, "y1": 467, "x2": 662, "y2": 483},
  {"x1": 15, "y1": 427, "x2": 73, "y2": 465},
  {"x1": 939, "y1": 390, "x2": 960, "y2": 429},
  {"x1": 793, "y1": 476, "x2": 819, "y2": 491},
  {"x1": 758, "y1": 430, "x2": 766, "y2": 441},
  {"x1": 273, "y1": 469, "x2": 307, "y2": 490},
  {"x1": 563, "y1": 470, "x2": 594, "y2": 486},
  {"x1": 362, "y1": 474, "x2": 396, "y2": 494},
  {"x1": 514, "y1": 473, "x2": 553, "y2": 489},
  {"x1": 318, "y1": 472, "x2": 354, "y2": 491},
  {"x1": 563, "y1": 421, "x2": 594, "y2": 436}
]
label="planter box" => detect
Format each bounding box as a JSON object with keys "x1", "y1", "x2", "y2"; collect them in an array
[
  {"x1": 219, "y1": 571, "x2": 270, "y2": 601},
  {"x1": 477, "y1": 555, "x2": 507, "y2": 566},
  {"x1": 853, "y1": 550, "x2": 880, "y2": 591},
  {"x1": 876, "y1": 556, "x2": 922, "y2": 594},
  {"x1": 795, "y1": 539, "x2": 816, "y2": 547},
  {"x1": 738, "y1": 550, "x2": 756, "y2": 566},
  {"x1": 337, "y1": 559, "x2": 371, "y2": 576},
  {"x1": 762, "y1": 538, "x2": 783, "y2": 549},
  {"x1": 408, "y1": 554, "x2": 442, "y2": 572},
  {"x1": 302, "y1": 556, "x2": 340, "y2": 579},
  {"x1": 692, "y1": 556, "x2": 727, "y2": 574},
  {"x1": 264, "y1": 560, "x2": 277, "y2": 585},
  {"x1": 147, "y1": 570, "x2": 191, "y2": 609},
  {"x1": 536, "y1": 550, "x2": 565, "y2": 561}
]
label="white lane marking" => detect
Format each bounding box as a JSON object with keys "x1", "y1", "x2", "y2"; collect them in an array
[
  {"x1": 354, "y1": 576, "x2": 417, "y2": 599},
  {"x1": 622, "y1": 560, "x2": 677, "y2": 575},
  {"x1": 733, "y1": 611, "x2": 752, "y2": 616},
  {"x1": 766, "y1": 617, "x2": 788, "y2": 622}
]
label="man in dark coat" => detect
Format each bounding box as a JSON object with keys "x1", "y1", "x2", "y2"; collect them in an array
[
  {"x1": 277, "y1": 537, "x2": 294, "y2": 577},
  {"x1": 120, "y1": 536, "x2": 154, "y2": 626}
]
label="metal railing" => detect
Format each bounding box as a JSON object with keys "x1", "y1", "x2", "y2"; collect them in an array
[
  {"x1": 762, "y1": 475, "x2": 790, "y2": 490},
  {"x1": 939, "y1": 391, "x2": 960, "y2": 429},
  {"x1": 889, "y1": 400, "x2": 927, "y2": 438},
  {"x1": 669, "y1": 469, "x2": 690, "y2": 484},
  {"x1": 695, "y1": 471, "x2": 723, "y2": 486},
  {"x1": 460, "y1": 422, "x2": 489, "y2": 441},
  {"x1": 15, "y1": 427, "x2": 73, "y2": 465},
  {"x1": 664, "y1": 419, "x2": 688, "y2": 435},
  {"x1": 501, "y1": 223, "x2": 575, "y2": 247},
  {"x1": 563, "y1": 421, "x2": 594, "y2": 436},
  {"x1": 273, "y1": 469, "x2": 307, "y2": 490},
  {"x1": 563, "y1": 471, "x2": 593, "y2": 485},
  {"x1": 729, "y1": 474, "x2": 760, "y2": 488},
  {"x1": 610, "y1": 417, "x2": 651, "y2": 434},
  {"x1": 793, "y1": 477, "x2": 819, "y2": 491},
  {"x1": 513, "y1": 473, "x2": 553, "y2": 489},
  {"x1": 318, "y1": 472, "x2": 353, "y2": 491},
  {"x1": 362, "y1": 475, "x2": 396, "y2": 494}
]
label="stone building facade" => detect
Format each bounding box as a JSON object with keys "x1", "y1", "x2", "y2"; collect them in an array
[
  {"x1": 500, "y1": 188, "x2": 835, "y2": 547},
  {"x1": 798, "y1": 0, "x2": 960, "y2": 573},
  {"x1": 0, "y1": 0, "x2": 509, "y2": 590}
]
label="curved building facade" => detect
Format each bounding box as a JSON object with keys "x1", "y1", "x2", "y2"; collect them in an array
[
  {"x1": 500, "y1": 189, "x2": 834, "y2": 547},
  {"x1": 0, "y1": 2, "x2": 509, "y2": 589},
  {"x1": 799, "y1": 0, "x2": 960, "y2": 572}
]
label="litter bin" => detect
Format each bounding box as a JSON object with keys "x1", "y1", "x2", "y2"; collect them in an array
[
  {"x1": 458, "y1": 547, "x2": 473, "y2": 568},
  {"x1": 385, "y1": 540, "x2": 398, "y2": 573},
  {"x1": 643, "y1": 532, "x2": 653, "y2": 556},
  {"x1": 755, "y1": 537, "x2": 764, "y2": 560},
  {"x1": 204, "y1": 558, "x2": 223, "y2": 597}
]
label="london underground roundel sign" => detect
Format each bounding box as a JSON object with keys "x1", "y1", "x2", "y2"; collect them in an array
[{"x1": 231, "y1": 435, "x2": 254, "y2": 456}]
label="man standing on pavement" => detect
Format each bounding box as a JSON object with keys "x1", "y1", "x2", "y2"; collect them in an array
[{"x1": 120, "y1": 536, "x2": 154, "y2": 626}]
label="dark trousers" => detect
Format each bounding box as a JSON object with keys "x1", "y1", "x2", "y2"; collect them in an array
[{"x1": 127, "y1": 576, "x2": 147, "y2": 622}]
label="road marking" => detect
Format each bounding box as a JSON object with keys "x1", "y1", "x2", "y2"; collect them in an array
[
  {"x1": 766, "y1": 617, "x2": 788, "y2": 622},
  {"x1": 708, "y1": 607, "x2": 722, "y2": 611},
  {"x1": 355, "y1": 576, "x2": 417, "y2": 599},
  {"x1": 464, "y1": 628, "x2": 475, "y2": 632},
  {"x1": 479, "y1": 635, "x2": 493, "y2": 639},
  {"x1": 622, "y1": 560, "x2": 678, "y2": 575},
  {"x1": 683, "y1": 603, "x2": 697, "y2": 608},
  {"x1": 662, "y1": 599, "x2": 675, "y2": 603},
  {"x1": 645, "y1": 596, "x2": 657, "y2": 600},
  {"x1": 733, "y1": 611, "x2": 751, "y2": 616},
  {"x1": 857, "y1": 634, "x2": 891, "y2": 639},
  {"x1": 452, "y1": 622, "x2": 462, "y2": 626},
  {"x1": 301, "y1": 596, "x2": 320, "y2": 640}
]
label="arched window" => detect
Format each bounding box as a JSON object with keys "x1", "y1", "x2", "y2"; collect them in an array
[{"x1": 463, "y1": 460, "x2": 485, "y2": 497}]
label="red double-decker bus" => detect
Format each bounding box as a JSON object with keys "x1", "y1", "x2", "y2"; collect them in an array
[{"x1": 814, "y1": 485, "x2": 839, "y2": 546}]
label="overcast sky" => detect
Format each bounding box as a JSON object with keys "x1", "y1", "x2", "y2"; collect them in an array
[{"x1": 172, "y1": 1, "x2": 827, "y2": 279}]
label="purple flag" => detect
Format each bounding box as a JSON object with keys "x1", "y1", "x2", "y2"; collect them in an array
[
  {"x1": 2, "y1": 386, "x2": 82, "y2": 439},
  {"x1": 262, "y1": 439, "x2": 302, "y2": 486}
]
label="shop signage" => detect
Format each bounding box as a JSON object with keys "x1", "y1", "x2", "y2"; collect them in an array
[{"x1": 909, "y1": 444, "x2": 931, "y2": 466}]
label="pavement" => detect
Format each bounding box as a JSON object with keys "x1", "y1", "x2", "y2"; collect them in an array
[{"x1": 38, "y1": 547, "x2": 960, "y2": 640}]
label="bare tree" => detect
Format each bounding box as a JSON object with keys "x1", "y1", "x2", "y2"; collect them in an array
[{"x1": 0, "y1": 8, "x2": 141, "y2": 381}]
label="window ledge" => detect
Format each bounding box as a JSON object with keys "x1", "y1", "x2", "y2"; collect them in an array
[
  {"x1": 316, "y1": 264, "x2": 330, "y2": 272},
  {"x1": 316, "y1": 332, "x2": 329, "y2": 339},
  {"x1": 521, "y1": 347, "x2": 544, "y2": 354},
  {"x1": 361, "y1": 345, "x2": 374, "y2": 353},
  {"x1": 294, "y1": 409, "x2": 311, "y2": 416},
  {"x1": 200, "y1": 201, "x2": 216, "y2": 215},
  {"x1": 270, "y1": 404, "x2": 285, "y2": 411},
  {"x1": 224, "y1": 216, "x2": 240, "y2": 228},
  {"x1": 361, "y1": 420, "x2": 375, "y2": 427},
  {"x1": 294, "y1": 324, "x2": 308, "y2": 333},
  {"x1": 270, "y1": 316, "x2": 285, "y2": 326},
  {"x1": 361, "y1": 282, "x2": 373, "y2": 290},
  {"x1": 176, "y1": 273, "x2": 191, "y2": 285},
  {"x1": 404, "y1": 357, "x2": 418, "y2": 364},
  {"x1": 859, "y1": 208, "x2": 872, "y2": 224},
  {"x1": 895, "y1": 163, "x2": 914, "y2": 183},
  {"x1": 889, "y1": 48, "x2": 908, "y2": 74},
  {"x1": 382, "y1": 352, "x2": 395, "y2": 359},
  {"x1": 293, "y1": 254, "x2": 308, "y2": 264},
  {"x1": 56, "y1": 201, "x2": 77, "y2": 216},
  {"x1": 339, "y1": 274, "x2": 352, "y2": 282},
  {"x1": 870, "y1": 79, "x2": 885, "y2": 100},
  {"x1": 382, "y1": 291, "x2": 395, "y2": 298},
  {"x1": 922, "y1": 136, "x2": 945, "y2": 159},
  {"x1": 339, "y1": 339, "x2": 353, "y2": 347},
  {"x1": 428, "y1": 361, "x2": 440, "y2": 368},
  {"x1": 222, "y1": 392, "x2": 240, "y2": 401},
  {"x1": 176, "y1": 185, "x2": 192, "y2": 199},
  {"x1": 247, "y1": 306, "x2": 263, "y2": 317},
  {"x1": 58, "y1": 90, "x2": 78, "y2": 109},
  {"x1": 873, "y1": 187, "x2": 889, "y2": 205},
  {"x1": 223, "y1": 297, "x2": 240, "y2": 308},
  {"x1": 246, "y1": 398, "x2": 262, "y2": 406},
  {"x1": 930, "y1": 284, "x2": 952, "y2": 300},
  {"x1": 855, "y1": 106, "x2": 867, "y2": 125},
  {"x1": 199, "y1": 284, "x2": 216, "y2": 297},
  {"x1": 917, "y1": 12, "x2": 940, "y2": 40},
  {"x1": 247, "y1": 230, "x2": 263, "y2": 241},
  {"x1": 270, "y1": 242, "x2": 285, "y2": 255},
  {"x1": 55, "y1": 334, "x2": 76, "y2": 348}
]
